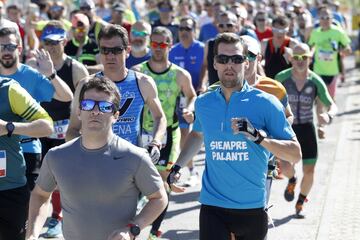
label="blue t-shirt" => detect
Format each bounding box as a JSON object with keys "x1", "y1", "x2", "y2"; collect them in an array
[
  {"x1": 0, "y1": 64, "x2": 54, "y2": 154},
  {"x1": 199, "y1": 23, "x2": 218, "y2": 43},
  {"x1": 193, "y1": 82, "x2": 295, "y2": 209},
  {"x1": 126, "y1": 50, "x2": 151, "y2": 69},
  {"x1": 169, "y1": 40, "x2": 204, "y2": 90}
]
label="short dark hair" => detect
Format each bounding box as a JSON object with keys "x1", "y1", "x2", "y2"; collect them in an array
[
  {"x1": 0, "y1": 27, "x2": 21, "y2": 44},
  {"x1": 79, "y1": 76, "x2": 121, "y2": 112},
  {"x1": 151, "y1": 26, "x2": 173, "y2": 44},
  {"x1": 272, "y1": 15, "x2": 289, "y2": 28},
  {"x1": 213, "y1": 32, "x2": 245, "y2": 56},
  {"x1": 6, "y1": 4, "x2": 20, "y2": 12},
  {"x1": 98, "y1": 24, "x2": 129, "y2": 47},
  {"x1": 179, "y1": 16, "x2": 196, "y2": 30}
]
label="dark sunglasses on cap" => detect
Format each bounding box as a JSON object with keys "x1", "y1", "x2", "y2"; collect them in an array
[
  {"x1": 215, "y1": 54, "x2": 247, "y2": 64},
  {"x1": 0, "y1": 43, "x2": 18, "y2": 52},
  {"x1": 218, "y1": 23, "x2": 235, "y2": 28},
  {"x1": 150, "y1": 41, "x2": 169, "y2": 49},
  {"x1": 99, "y1": 46, "x2": 125, "y2": 55},
  {"x1": 80, "y1": 99, "x2": 115, "y2": 113},
  {"x1": 80, "y1": 6, "x2": 92, "y2": 11},
  {"x1": 131, "y1": 30, "x2": 149, "y2": 37},
  {"x1": 43, "y1": 39, "x2": 62, "y2": 46},
  {"x1": 179, "y1": 26, "x2": 192, "y2": 32}
]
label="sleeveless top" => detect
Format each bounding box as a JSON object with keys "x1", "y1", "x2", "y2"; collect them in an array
[
  {"x1": 96, "y1": 70, "x2": 145, "y2": 146},
  {"x1": 264, "y1": 37, "x2": 291, "y2": 78},
  {"x1": 138, "y1": 62, "x2": 180, "y2": 130}
]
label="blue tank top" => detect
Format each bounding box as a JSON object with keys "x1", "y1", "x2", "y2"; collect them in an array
[{"x1": 96, "y1": 70, "x2": 145, "y2": 146}]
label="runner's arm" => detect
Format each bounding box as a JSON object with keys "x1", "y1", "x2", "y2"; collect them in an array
[
  {"x1": 72, "y1": 60, "x2": 90, "y2": 88},
  {"x1": 26, "y1": 185, "x2": 52, "y2": 239},
  {"x1": 174, "y1": 130, "x2": 204, "y2": 168},
  {"x1": 197, "y1": 41, "x2": 209, "y2": 93},
  {"x1": 260, "y1": 137, "x2": 301, "y2": 163}
]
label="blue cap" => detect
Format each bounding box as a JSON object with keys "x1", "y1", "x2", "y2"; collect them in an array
[{"x1": 40, "y1": 27, "x2": 66, "y2": 41}]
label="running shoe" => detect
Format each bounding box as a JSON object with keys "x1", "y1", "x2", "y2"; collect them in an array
[
  {"x1": 43, "y1": 218, "x2": 63, "y2": 238},
  {"x1": 284, "y1": 179, "x2": 297, "y2": 202},
  {"x1": 295, "y1": 202, "x2": 305, "y2": 219},
  {"x1": 148, "y1": 230, "x2": 162, "y2": 240},
  {"x1": 184, "y1": 171, "x2": 199, "y2": 187}
]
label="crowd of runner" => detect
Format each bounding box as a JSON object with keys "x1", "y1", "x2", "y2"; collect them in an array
[{"x1": 0, "y1": 0, "x2": 357, "y2": 239}]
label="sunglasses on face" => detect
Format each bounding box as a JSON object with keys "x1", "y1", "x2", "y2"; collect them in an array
[
  {"x1": 159, "y1": 7, "x2": 172, "y2": 12},
  {"x1": 73, "y1": 27, "x2": 87, "y2": 33},
  {"x1": 272, "y1": 27, "x2": 288, "y2": 34},
  {"x1": 0, "y1": 43, "x2": 18, "y2": 52},
  {"x1": 150, "y1": 41, "x2": 169, "y2": 49},
  {"x1": 218, "y1": 23, "x2": 235, "y2": 28},
  {"x1": 215, "y1": 54, "x2": 246, "y2": 64},
  {"x1": 131, "y1": 30, "x2": 148, "y2": 37},
  {"x1": 247, "y1": 52, "x2": 257, "y2": 62},
  {"x1": 319, "y1": 16, "x2": 331, "y2": 20},
  {"x1": 43, "y1": 39, "x2": 62, "y2": 46},
  {"x1": 292, "y1": 54, "x2": 311, "y2": 61},
  {"x1": 256, "y1": 18, "x2": 266, "y2": 22},
  {"x1": 50, "y1": 6, "x2": 64, "y2": 11},
  {"x1": 99, "y1": 46, "x2": 125, "y2": 55},
  {"x1": 80, "y1": 99, "x2": 115, "y2": 113},
  {"x1": 80, "y1": 6, "x2": 92, "y2": 11},
  {"x1": 179, "y1": 26, "x2": 192, "y2": 32}
]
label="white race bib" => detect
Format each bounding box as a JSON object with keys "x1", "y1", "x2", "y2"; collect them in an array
[
  {"x1": 141, "y1": 129, "x2": 167, "y2": 147},
  {"x1": 0, "y1": 150, "x2": 7, "y2": 178},
  {"x1": 48, "y1": 119, "x2": 69, "y2": 139},
  {"x1": 318, "y1": 50, "x2": 334, "y2": 62}
]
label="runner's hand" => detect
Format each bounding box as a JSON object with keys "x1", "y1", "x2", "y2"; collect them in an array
[
  {"x1": 167, "y1": 165, "x2": 181, "y2": 185},
  {"x1": 231, "y1": 117, "x2": 259, "y2": 142},
  {"x1": 182, "y1": 109, "x2": 195, "y2": 124},
  {"x1": 34, "y1": 49, "x2": 55, "y2": 77},
  {"x1": 147, "y1": 144, "x2": 160, "y2": 164}
]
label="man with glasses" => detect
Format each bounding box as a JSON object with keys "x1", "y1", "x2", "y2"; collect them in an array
[
  {"x1": 0, "y1": 26, "x2": 73, "y2": 192},
  {"x1": 0, "y1": 77, "x2": 53, "y2": 240},
  {"x1": 134, "y1": 26, "x2": 196, "y2": 239},
  {"x1": 30, "y1": 21, "x2": 89, "y2": 238},
  {"x1": 65, "y1": 13, "x2": 101, "y2": 73},
  {"x1": 109, "y1": 2, "x2": 132, "y2": 37},
  {"x1": 26, "y1": 76, "x2": 168, "y2": 240},
  {"x1": 308, "y1": 6, "x2": 351, "y2": 99},
  {"x1": 199, "y1": 11, "x2": 239, "y2": 91},
  {"x1": 169, "y1": 16, "x2": 204, "y2": 187},
  {"x1": 126, "y1": 20, "x2": 152, "y2": 69},
  {"x1": 67, "y1": 24, "x2": 167, "y2": 164},
  {"x1": 167, "y1": 33, "x2": 301, "y2": 240},
  {"x1": 261, "y1": 15, "x2": 298, "y2": 78},
  {"x1": 275, "y1": 43, "x2": 337, "y2": 218},
  {"x1": 254, "y1": 10, "x2": 273, "y2": 41}
]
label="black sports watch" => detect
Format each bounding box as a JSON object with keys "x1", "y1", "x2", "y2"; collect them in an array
[
  {"x1": 6, "y1": 122, "x2": 15, "y2": 137},
  {"x1": 47, "y1": 71, "x2": 56, "y2": 81},
  {"x1": 255, "y1": 129, "x2": 267, "y2": 145},
  {"x1": 127, "y1": 223, "x2": 141, "y2": 238}
]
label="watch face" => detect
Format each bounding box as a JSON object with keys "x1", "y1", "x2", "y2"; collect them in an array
[
  {"x1": 7, "y1": 122, "x2": 15, "y2": 131},
  {"x1": 130, "y1": 225, "x2": 141, "y2": 236}
]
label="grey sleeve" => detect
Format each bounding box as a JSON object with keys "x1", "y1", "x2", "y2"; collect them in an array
[
  {"x1": 36, "y1": 150, "x2": 57, "y2": 192},
  {"x1": 134, "y1": 153, "x2": 163, "y2": 196}
]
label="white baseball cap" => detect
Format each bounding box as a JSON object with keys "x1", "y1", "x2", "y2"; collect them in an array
[{"x1": 240, "y1": 35, "x2": 260, "y2": 55}]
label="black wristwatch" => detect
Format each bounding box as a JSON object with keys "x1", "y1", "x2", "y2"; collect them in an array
[
  {"x1": 6, "y1": 122, "x2": 15, "y2": 137},
  {"x1": 127, "y1": 223, "x2": 141, "y2": 238},
  {"x1": 255, "y1": 129, "x2": 267, "y2": 145},
  {"x1": 47, "y1": 71, "x2": 56, "y2": 81}
]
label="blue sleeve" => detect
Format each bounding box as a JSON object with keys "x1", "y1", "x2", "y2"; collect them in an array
[
  {"x1": 192, "y1": 99, "x2": 202, "y2": 133},
  {"x1": 264, "y1": 95, "x2": 295, "y2": 140},
  {"x1": 245, "y1": 29, "x2": 259, "y2": 42},
  {"x1": 199, "y1": 26, "x2": 205, "y2": 42},
  {"x1": 34, "y1": 72, "x2": 55, "y2": 102},
  {"x1": 280, "y1": 94, "x2": 288, "y2": 108}
]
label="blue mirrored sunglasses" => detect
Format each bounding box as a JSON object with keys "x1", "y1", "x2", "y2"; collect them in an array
[{"x1": 80, "y1": 99, "x2": 115, "y2": 113}]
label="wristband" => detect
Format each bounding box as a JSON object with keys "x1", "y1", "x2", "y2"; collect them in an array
[{"x1": 47, "y1": 71, "x2": 56, "y2": 81}]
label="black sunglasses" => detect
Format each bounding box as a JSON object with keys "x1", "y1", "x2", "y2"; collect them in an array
[
  {"x1": 0, "y1": 43, "x2": 18, "y2": 52},
  {"x1": 43, "y1": 39, "x2": 62, "y2": 46},
  {"x1": 179, "y1": 26, "x2": 192, "y2": 31},
  {"x1": 80, "y1": 99, "x2": 115, "y2": 113},
  {"x1": 99, "y1": 46, "x2": 125, "y2": 55},
  {"x1": 218, "y1": 23, "x2": 235, "y2": 28},
  {"x1": 215, "y1": 54, "x2": 247, "y2": 64}
]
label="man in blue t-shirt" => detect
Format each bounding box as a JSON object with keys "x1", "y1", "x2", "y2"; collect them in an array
[
  {"x1": 169, "y1": 16, "x2": 204, "y2": 187},
  {"x1": 167, "y1": 33, "x2": 301, "y2": 240},
  {"x1": 0, "y1": 27, "x2": 73, "y2": 190}
]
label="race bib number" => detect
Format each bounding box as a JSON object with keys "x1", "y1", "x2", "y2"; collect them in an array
[
  {"x1": 318, "y1": 50, "x2": 334, "y2": 62},
  {"x1": 49, "y1": 119, "x2": 69, "y2": 139},
  {"x1": 141, "y1": 129, "x2": 167, "y2": 147},
  {"x1": 0, "y1": 150, "x2": 6, "y2": 177}
]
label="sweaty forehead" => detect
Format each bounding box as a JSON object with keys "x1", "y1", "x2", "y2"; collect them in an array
[{"x1": 217, "y1": 42, "x2": 244, "y2": 55}]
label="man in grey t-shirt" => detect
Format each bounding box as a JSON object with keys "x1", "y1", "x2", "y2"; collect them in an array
[{"x1": 26, "y1": 76, "x2": 168, "y2": 240}]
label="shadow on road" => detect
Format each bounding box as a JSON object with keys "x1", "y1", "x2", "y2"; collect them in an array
[
  {"x1": 166, "y1": 205, "x2": 200, "y2": 219},
  {"x1": 162, "y1": 229, "x2": 199, "y2": 240},
  {"x1": 170, "y1": 191, "x2": 200, "y2": 204},
  {"x1": 269, "y1": 214, "x2": 296, "y2": 228}
]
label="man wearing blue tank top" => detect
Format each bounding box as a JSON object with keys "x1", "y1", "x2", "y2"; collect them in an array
[
  {"x1": 67, "y1": 24, "x2": 167, "y2": 163},
  {"x1": 168, "y1": 33, "x2": 302, "y2": 240}
]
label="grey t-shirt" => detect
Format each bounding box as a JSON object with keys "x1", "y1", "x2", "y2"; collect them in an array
[{"x1": 37, "y1": 135, "x2": 163, "y2": 240}]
